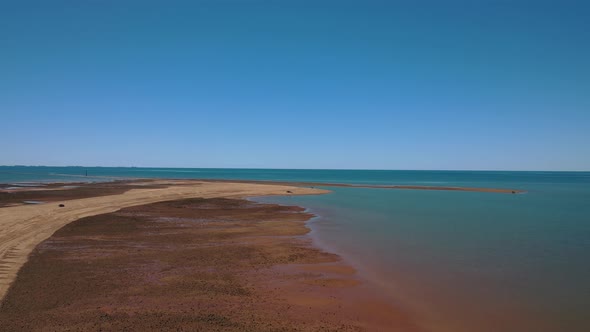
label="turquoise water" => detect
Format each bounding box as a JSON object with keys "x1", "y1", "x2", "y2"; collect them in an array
[
  {"x1": 0, "y1": 165, "x2": 585, "y2": 188},
  {"x1": 2, "y1": 166, "x2": 589, "y2": 331}
]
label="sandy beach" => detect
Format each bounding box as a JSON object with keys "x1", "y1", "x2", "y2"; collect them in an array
[{"x1": 0, "y1": 180, "x2": 420, "y2": 331}]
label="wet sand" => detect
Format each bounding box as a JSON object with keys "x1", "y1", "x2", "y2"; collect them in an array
[{"x1": 0, "y1": 196, "x2": 419, "y2": 331}]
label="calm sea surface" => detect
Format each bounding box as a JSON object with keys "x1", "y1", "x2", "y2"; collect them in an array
[{"x1": 2, "y1": 166, "x2": 589, "y2": 332}]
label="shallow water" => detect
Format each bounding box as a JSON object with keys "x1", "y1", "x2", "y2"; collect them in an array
[
  {"x1": 2, "y1": 166, "x2": 589, "y2": 331},
  {"x1": 257, "y1": 180, "x2": 590, "y2": 332}
]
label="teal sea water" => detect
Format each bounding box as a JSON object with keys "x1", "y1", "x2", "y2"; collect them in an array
[{"x1": 1, "y1": 166, "x2": 589, "y2": 331}]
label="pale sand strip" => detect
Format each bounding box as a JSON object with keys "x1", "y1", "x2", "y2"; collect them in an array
[{"x1": 0, "y1": 181, "x2": 328, "y2": 300}]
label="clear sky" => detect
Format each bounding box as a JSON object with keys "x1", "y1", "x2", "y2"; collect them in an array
[{"x1": 1, "y1": 0, "x2": 589, "y2": 170}]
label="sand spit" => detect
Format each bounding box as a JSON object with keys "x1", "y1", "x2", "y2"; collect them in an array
[
  {"x1": 193, "y1": 179, "x2": 526, "y2": 194},
  {"x1": 0, "y1": 196, "x2": 419, "y2": 331},
  {"x1": 0, "y1": 180, "x2": 328, "y2": 301}
]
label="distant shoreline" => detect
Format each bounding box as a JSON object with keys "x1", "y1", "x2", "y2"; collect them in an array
[
  {"x1": 195, "y1": 179, "x2": 527, "y2": 194},
  {"x1": 1, "y1": 177, "x2": 526, "y2": 194}
]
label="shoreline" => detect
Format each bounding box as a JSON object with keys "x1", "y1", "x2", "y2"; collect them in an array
[
  {"x1": 252, "y1": 195, "x2": 437, "y2": 332},
  {"x1": 0, "y1": 182, "x2": 420, "y2": 330},
  {"x1": 251, "y1": 196, "x2": 421, "y2": 322}
]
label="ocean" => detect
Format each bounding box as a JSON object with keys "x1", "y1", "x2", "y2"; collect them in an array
[{"x1": 1, "y1": 166, "x2": 589, "y2": 332}]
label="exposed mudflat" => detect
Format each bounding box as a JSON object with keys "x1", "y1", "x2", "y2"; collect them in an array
[{"x1": 0, "y1": 197, "x2": 418, "y2": 331}]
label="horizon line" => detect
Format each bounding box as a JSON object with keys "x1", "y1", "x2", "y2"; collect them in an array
[{"x1": 1, "y1": 165, "x2": 589, "y2": 172}]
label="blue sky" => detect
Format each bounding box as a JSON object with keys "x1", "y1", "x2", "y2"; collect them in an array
[{"x1": 1, "y1": 1, "x2": 589, "y2": 170}]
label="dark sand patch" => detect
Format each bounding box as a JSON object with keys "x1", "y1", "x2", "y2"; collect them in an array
[
  {"x1": 0, "y1": 197, "x2": 420, "y2": 331},
  {"x1": 0, "y1": 181, "x2": 172, "y2": 207}
]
